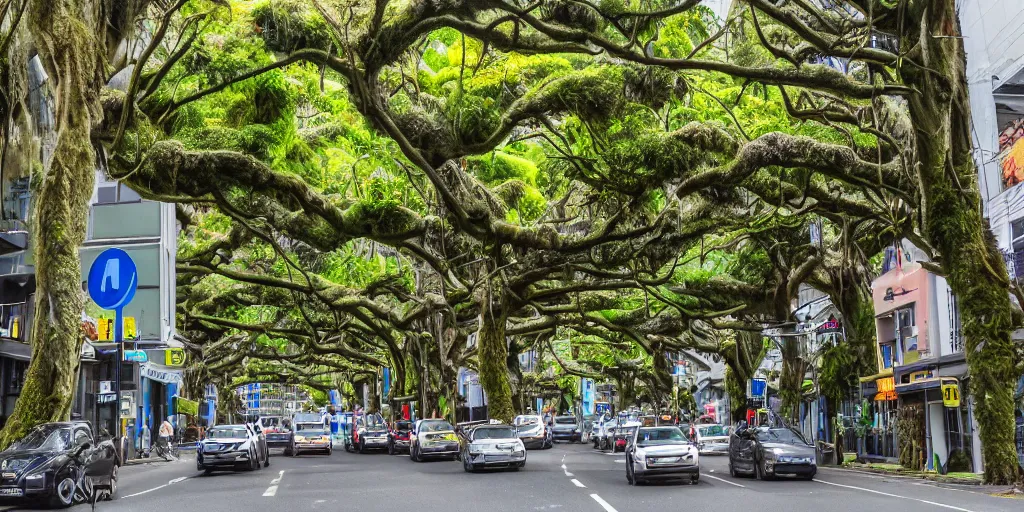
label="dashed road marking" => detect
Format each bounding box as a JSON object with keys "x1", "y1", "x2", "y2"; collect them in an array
[
  {"x1": 121, "y1": 475, "x2": 192, "y2": 499},
  {"x1": 702, "y1": 472, "x2": 745, "y2": 488},
  {"x1": 262, "y1": 485, "x2": 278, "y2": 497},
  {"x1": 570, "y1": 479, "x2": 586, "y2": 488},
  {"x1": 813, "y1": 479, "x2": 975, "y2": 512},
  {"x1": 564, "y1": 469, "x2": 574, "y2": 476},
  {"x1": 589, "y1": 494, "x2": 617, "y2": 512},
  {"x1": 270, "y1": 470, "x2": 285, "y2": 485}
]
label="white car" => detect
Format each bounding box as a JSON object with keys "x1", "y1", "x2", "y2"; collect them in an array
[
  {"x1": 626, "y1": 426, "x2": 700, "y2": 485},
  {"x1": 513, "y1": 415, "x2": 552, "y2": 450},
  {"x1": 197, "y1": 424, "x2": 270, "y2": 473},
  {"x1": 461, "y1": 424, "x2": 527, "y2": 472},
  {"x1": 696, "y1": 424, "x2": 730, "y2": 455}
]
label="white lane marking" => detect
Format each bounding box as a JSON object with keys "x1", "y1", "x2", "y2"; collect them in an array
[
  {"x1": 813, "y1": 479, "x2": 975, "y2": 512},
  {"x1": 564, "y1": 469, "x2": 574, "y2": 476},
  {"x1": 702, "y1": 473, "x2": 746, "y2": 488},
  {"x1": 169, "y1": 476, "x2": 188, "y2": 485},
  {"x1": 571, "y1": 479, "x2": 586, "y2": 488},
  {"x1": 590, "y1": 494, "x2": 617, "y2": 512},
  {"x1": 270, "y1": 470, "x2": 285, "y2": 485},
  {"x1": 561, "y1": 464, "x2": 567, "y2": 469},
  {"x1": 121, "y1": 484, "x2": 167, "y2": 498},
  {"x1": 613, "y1": 460, "x2": 625, "y2": 463},
  {"x1": 263, "y1": 485, "x2": 278, "y2": 497}
]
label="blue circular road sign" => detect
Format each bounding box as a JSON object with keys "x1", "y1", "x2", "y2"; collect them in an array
[{"x1": 87, "y1": 248, "x2": 138, "y2": 310}]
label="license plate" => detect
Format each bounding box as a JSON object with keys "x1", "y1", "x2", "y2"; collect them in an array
[
  {"x1": 650, "y1": 457, "x2": 681, "y2": 464},
  {"x1": 0, "y1": 488, "x2": 23, "y2": 496}
]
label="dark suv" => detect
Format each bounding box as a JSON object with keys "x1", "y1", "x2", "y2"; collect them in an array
[{"x1": 551, "y1": 416, "x2": 581, "y2": 443}]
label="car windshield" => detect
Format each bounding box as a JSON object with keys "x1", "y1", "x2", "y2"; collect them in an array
[
  {"x1": 207, "y1": 427, "x2": 248, "y2": 439},
  {"x1": 514, "y1": 416, "x2": 540, "y2": 426},
  {"x1": 756, "y1": 428, "x2": 808, "y2": 445},
  {"x1": 9, "y1": 425, "x2": 72, "y2": 452},
  {"x1": 554, "y1": 417, "x2": 576, "y2": 425},
  {"x1": 364, "y1": 415, "x2": 386, "y2": 429},
  {"x1": 699, "y1": 425, "x2": 726, "y2": 437},
  {"x1": 474, "y1": 427, "x2": 516, "y2": 440},
  {"x1": 636, "y1": 427, "x2": 687, "y2": 447},
  {"x1": 419, "y1": 420, "x2": 453, "y2": 432}
]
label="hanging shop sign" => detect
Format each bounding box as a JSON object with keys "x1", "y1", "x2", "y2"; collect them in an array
[
  {"x1": 817, "y1": 315, "x2": 842, "y2": 333},
  {"x1": 174, "y1": 396, "x2": 199, "y2": 416},
  {"x1": 96, "y1": 317, "x2": 137, "y2": 342},
  {"x1": 941, "y1": 378, "x2": 961, "y2": 408},
  {"x1": 140, "y1": 363, "x2": 183, "y2": 385},
  {"x1": 875, "y1": 377, "x2": 897, "y2": 401},
  {"x1": 164, "y1": 348, "x2": 185, "y2": 367}
]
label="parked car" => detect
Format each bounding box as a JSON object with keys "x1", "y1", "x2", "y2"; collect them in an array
[
  {"x1": 460, "y1": 424, "x2": 527, "y2": 472},
  {"x1": 551, "y1": 416, "x2": 581, "y2": 443},
  {"x1": 291, "y1": 424, "x2": 333, "y2": 456},
  {"x1": 729, "y1": 425, "x2": 816, "y2": 480},
  {"x1": 0, "y1": 421, "x2": 118, "y2": 507},
  {"x1": 346, "y1": 412, "x2": 389, "y2": 453},
  {"x1": 197, "y1": 424, "x2": 270, "y2": 474},
  {"x1": 613, "y1": 421, "x2": 642, "y2": 453},
  {"x1": 626, "y1": 426, "x2": 700, "y2": 486},
  {"x1": 388, "y1": 420, "x2": 414, "y2": 455},
  {"x1": 696, "y1": 424, "x2": 730, "y2": 455},
  {"x1": 410, "y1": 419, "x2": 460, "y2": 461},
  {"x1": 514, "y1": 415, "x2": 552, "y2": 450}
]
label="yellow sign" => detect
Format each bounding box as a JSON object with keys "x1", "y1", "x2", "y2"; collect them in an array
[
  {"x1": 874, "y1": 377, "x2": 897, "y2": 401},
  {"x1": 941, "y1": 378, "x2": 961, "y2": 408},
  {"x1": 98, "y1": 318, "x2": 112, "y2": 341},
  {"x1": 164, "y1": 348, "x2": 186, "y2": 367},
  {"x1": 124, "y1": 317, "x2": 137, "y2": 340},
  {"x1": 96, "y1": 317, "x2": 136, "y2": 341}
]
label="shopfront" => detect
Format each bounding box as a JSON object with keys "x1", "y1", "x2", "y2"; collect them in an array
[
  {"x1": 892, "y1": 357, "x2": 976, "y2": 472},
  {"x1": 859, "y1": 372, "x2": 898, "y2": 460}
]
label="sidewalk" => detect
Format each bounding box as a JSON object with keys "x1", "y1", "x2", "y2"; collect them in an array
[
  {"x1": 124, "y1": 446, "x2": 196, "y2": 466},
  {"x1": 819, "y1": 463, "x2": 1024, "y2": 498}
]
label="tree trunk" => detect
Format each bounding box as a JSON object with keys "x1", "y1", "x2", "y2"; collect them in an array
[
  {"x1": 901, "y1": 0, "x2": 1021, "y2": 484},
  {"x1": 779, "y1": 337, "x2": 807, "y2": 424},
  {"x1": 478, "y1": 297, "x2": 514, "y2": 423},
  {"x1": 0, "y1": 0, "x2": 103, "y2": 449},
  {"x1": 725, "y1": 367, "x2": 746, "y2": 424}
]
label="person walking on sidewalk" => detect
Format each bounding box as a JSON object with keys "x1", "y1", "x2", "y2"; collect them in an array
[{"x1": 156, "y1": 416, "x2": 176, "y2": 460}]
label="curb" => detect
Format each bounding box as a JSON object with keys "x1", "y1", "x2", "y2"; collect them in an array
[{"x1": 819, "y1": 465, "x2": 984, "y2": 486}]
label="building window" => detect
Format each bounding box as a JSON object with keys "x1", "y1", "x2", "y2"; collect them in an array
[
  {"x1": 96, "y1": 182, "x2": 142, "y2": 204},
  {"x1": 881, "y1": 343, "x2": 895, "y2": 369},
  {"x1": 948, "y1": 290, "x2": 963, "y2": 353}
]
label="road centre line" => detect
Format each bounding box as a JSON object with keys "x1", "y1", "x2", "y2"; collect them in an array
[
  {"x1": 589, "y1": 494, "x2": 618, "y2": 512},
  {"x1": 271, "y1": 470, "x2": 285, "y2": 484},
  {"x1": 571, "y1": 479, "x2": 586, "y2": 488},
  {"x1": 263, "y1": 485, "x2": 278, "y2": 497},
  {"x1": 701, "y1": 473, "x2": 745, "y2": 488},
  {"x1": 813, "y1": 479, "x2": 975, "y2": 512},
  {"x1": 564, "y1": 469, "x2": 574, "y2": 476}
]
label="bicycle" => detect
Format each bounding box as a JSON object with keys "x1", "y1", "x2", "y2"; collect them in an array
[{"x1": 153, "y1": 435, "x2": 180, "y2": 461}]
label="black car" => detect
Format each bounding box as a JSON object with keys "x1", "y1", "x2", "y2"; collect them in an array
[
  {"x1": 550, "y1": 416, "x2": 581, "y2": 443},
  {"x1": 0, "y1": 421, "x2": 118, "y2": 507},
  {"x1": 728, "y1": 425, "x2": 817, "y2": 480}
]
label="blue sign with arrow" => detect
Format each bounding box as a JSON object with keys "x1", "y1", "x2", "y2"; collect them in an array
[{"x1": 87, "y1": 248, "x2": 138, "y2": 343}]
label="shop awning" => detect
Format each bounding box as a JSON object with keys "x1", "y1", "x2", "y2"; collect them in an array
[
  {"x1": 140, "y1": 362, "x2": 183, "y2": 385},
  {"x1": 895, "y1": 377, "x2": 946, "y2": 394}
]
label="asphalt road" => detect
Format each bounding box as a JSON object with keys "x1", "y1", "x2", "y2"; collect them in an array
[{"x1": 8, "y1": 443, "x2": 1017, "y2": 512}]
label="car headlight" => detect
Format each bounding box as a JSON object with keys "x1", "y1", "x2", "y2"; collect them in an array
[
  {"x1": 469, "y1": 443, "x2": 484, "y2": 455},
  {"x1": 24, "y1": 472, "x2": 46, "y2": 489}
]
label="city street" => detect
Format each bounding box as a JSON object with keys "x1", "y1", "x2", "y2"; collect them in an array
[{"x1": 18, "y1": 444, "x2": 1018, "y2": 512}]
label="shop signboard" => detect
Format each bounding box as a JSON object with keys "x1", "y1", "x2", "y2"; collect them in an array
[
  {"x1": 175, "y1": 396, "x2": 199, "y2": 416},
  {"x1": 164, "y1": 348, "x2": 185, "y2": 367},
  {"x1": 99, "y1": 381, "x2": 113, "y2": 394},
  {"x1": 140, "y1": 363, "x2": 183, "y2": 385},
  {"x1": 941, "y1": 378, "x2": 961, "y2": 408},
  {"x1": 875, "y1": 377, "x2": 897, "y2": 401},
  {"x1": 817, "y1": 315, "x2": 842, "y2": 333},
  {"x1": 748, "y1": 378, "x2": 767, "y2": 398},
  {"x1": 123, "y1": 350, "x2": 147, "y2": 363}
]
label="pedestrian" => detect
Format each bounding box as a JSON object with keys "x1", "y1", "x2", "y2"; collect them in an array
[{"x1": 159, "y1": 416, "x2": 174, "y2": 451}]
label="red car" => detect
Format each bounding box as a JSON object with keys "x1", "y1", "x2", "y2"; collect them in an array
[{"x1": 388, "y1": 420, "x2": 414, "y2": 455}]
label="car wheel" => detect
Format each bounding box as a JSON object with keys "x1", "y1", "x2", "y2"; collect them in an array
[
  {"x1": 326, "y1": 447, "x2": 333, "y2": 456},
  {"x1": 691, "y1": 473, "x2": 700, "y2": 485},
  {"x1": 104, "y1": 465, "x2": 118, "y2": 501},
  {"x1": 410, "y1": 444, "x2": 419, "y2": 462},
  {"x1": 728, "y1": 460, "x2": 738, "y2": 478},
  {"x1": 800, "y1": 470, "x2": 816, "y2": 481},
  {"x1": 463, "y1": 454, "x2": 474, "y2": 473},
  {"x1": 756, "y1": 458, "x2": 774, "y2": 481},
  {"x1": 264, "y1": 450, "x2": 271, "y2": 468},
  {"x1": 593, "y1": 439, "x2": 599, "y2": 449},
  {"x1": 50, "y1": 475, "x2": 76, "y2": 508},
  {"x1": 358, "y1": 439, "x2": 366, "y2": 454},
  {"x1": 626, "y1": 458, "x2": 635, "y2": 485}
]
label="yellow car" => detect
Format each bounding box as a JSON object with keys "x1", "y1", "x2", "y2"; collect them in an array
[
  {"x1": 409, "y1": 419, "x2": 459, "y2": 462},
  {"x1": 292, "y1": 427, "x2": 333, "y2": 456}
]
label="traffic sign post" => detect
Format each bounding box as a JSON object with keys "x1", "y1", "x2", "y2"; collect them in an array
[{"x1": 88, "y1": 248, "x2": 138, "y2": 461}]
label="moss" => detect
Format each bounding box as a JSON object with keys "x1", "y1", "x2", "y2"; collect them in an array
[
  {"x1": 250, "y1": 0, "x2": 334, "y2": 53},
  {"x1": 540, "y1": 0, "x2": 605, "y2": 32}
]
